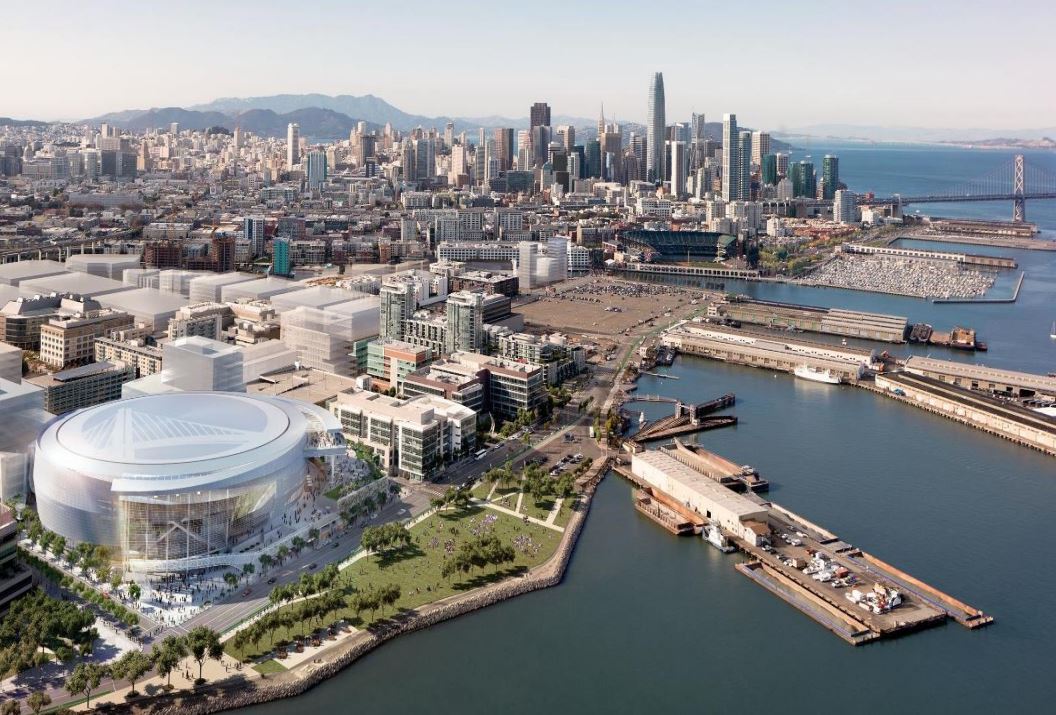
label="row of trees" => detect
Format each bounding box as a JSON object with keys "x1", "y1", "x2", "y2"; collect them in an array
[
  {"x1": 231, "y1": 581, "x2": 402, "y2": 660},
  {"x1": 63, "y1": 626, "x2": 224, "y2": 709},
  {"x1": 267, "y1": 564, "x2": 340, "y2": 608},
  {"x1": 0, "y1": 588, "x2": 96, "y2": 674},
  {"x1": 441, "y1": 535, "x2": 515, "y2": 581},
  {"x1": 21, "y1": 509, "x2": 116, "y2": 586}
]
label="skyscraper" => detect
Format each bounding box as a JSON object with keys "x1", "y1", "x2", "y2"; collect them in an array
[
  {"x1": 305, "y1": 150, "x2": 327, "y2": 189},
  {"x1": 272, "y1": 237, "x2": 291, "y2": 277},
  {"x1": 493, "y1": 127, "x2": 514, "y2": 172},
  {"x1": 750, "y1": 131, "x2": 771, "y2": 167},
  {"x1": 721, "y1": 114, "x2": 745, "y2": 201},
  {"x1": 822, "y1": 155, "x2": 840, "y2": 200},
  {"x1": 833, "y1": 189, "x2": 857, "y2": 224},
  {"x1": 286, "y1": 123, "x2": 300, "y2": 169},
  {"x1": 646, "y1": 72, "x2": 666, "y2": 184},
  {"x1": 669, "y1": 141, "x2": 688, "y2": 198},
  {"x1": 244, "y1": 215, "x2": 265, "y2": 257},
  {"x1": 691, "y1": 112, "x2": 707, "y2": 171},
  {"x1": 738, "y1": 131, "x2": 753, "y2": 200},
  {"x1": 761, "y1": 154, "x2": 778, "y2": 186},
  {"x1": 530, "y1": 103, "x2": 551, "y2": 129}
]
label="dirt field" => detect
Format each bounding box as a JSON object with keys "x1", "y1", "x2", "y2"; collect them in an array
[{"x1": 517, "y1": 277, "x2": 699, "y2": 336}]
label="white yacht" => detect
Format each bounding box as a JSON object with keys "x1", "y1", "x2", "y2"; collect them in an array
[{"x1": 793, "y1": 365, "x2": 842, "y2": 384}]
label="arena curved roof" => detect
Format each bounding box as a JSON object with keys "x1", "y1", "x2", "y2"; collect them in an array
[
  {"x1": 55, "y1": 392, "x2": 291, "y2": 465},
  {"x1": 35, "y1": 392, "x2": 316, "y2": 493}
]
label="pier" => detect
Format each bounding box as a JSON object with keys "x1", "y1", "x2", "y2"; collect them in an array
[
  {"x1": 629, "y1": 393, "x2": 738, "y2": 443},
  {"x1": 616, "y1": 447, "x2": 993, "y2": 646},
  {"x1": 662, "y1": 322, "x2": 873, "y2": 383}
]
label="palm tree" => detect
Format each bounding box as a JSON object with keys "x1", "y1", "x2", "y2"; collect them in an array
[
  {"x1": 276, "y1": 545, "x2": 290, "y2": 564},
  {"x1": 258, "y1": 553, "x2": 274, "y2": 575}
]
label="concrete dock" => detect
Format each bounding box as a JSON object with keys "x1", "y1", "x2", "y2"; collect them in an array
[{"x1": 616, "y1": 446, "x2": 993, "y2": 646}]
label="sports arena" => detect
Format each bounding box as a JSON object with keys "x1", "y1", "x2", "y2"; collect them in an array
[{"x1": 32, "y1": 391, "x2": 345, "y2": 573}]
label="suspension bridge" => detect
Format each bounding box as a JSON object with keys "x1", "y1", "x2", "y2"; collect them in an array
[{"x1": 865, "y1": 154, "x2": 1056, "y2": 223}]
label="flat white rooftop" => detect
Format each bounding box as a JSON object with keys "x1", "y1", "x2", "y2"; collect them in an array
[
  {"x1": 20, "y1": 272, "x2": 135, "y2": 298},
  {"x1": 0, "y1": 260, "x2": 67, "y2": 286}
]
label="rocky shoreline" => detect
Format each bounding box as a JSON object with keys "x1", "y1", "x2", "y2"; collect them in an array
[{"x1": 122, "y1": 458, "x2": 611, "y2": 715}]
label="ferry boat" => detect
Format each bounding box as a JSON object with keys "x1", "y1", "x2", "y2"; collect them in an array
[
  {"x1": 793, "y1": 365, "x2": 842, "y2": 384},
  {"x1": 703, "y1": 524, "x2": 735, "y2": 553}
]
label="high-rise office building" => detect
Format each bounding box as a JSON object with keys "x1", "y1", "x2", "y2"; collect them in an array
[
  {"x1": 445, "y1": 291, "x2": 484, "y2": 354},
  {"x1": 791, "y1": 160, "x2": 817, "y2": 198},
  {"x1": 751, "y1": 131, "x2": 771, "y2": 167},
  {"x1": 761, "y1": 154, "x2": 778, "y2": 186},
  {"x1": 272, "y1": 237, "x2": 292, "y2": 276},
  {"x1": 286, "y1": 123, "x2": 300, "y2": 168},
  {"x1": 646, "y1": 72, "x2": 666, "y2": 184},
  {"x1": 833, "y1": 189, "x2": 857, "y2": 223},
  {"x1": 738, "y1": 131, "x2": 753, "y2": 200},
  {"x1": 691, "y1": 112, "x2": 707, "y2": 171},
  {"x1": 305, "y1": 150, "x2": 327, "y2": 188},
  {"x1": 822, "y1": 155, "x2": 840, "y2": 200},
  {"x1": 722, "y1": 114, "x2": 747, "y2": 201},
  {"x1": 244, "y1": 216, "x2": 266, "y2": 257},
  {"x1": 775, "y1": 152, "x2": 789, "y2": 177},
  {"x1": 669, "y1": 141, "x2": 688, "y2": 198},
  {"x1": 530, "y1": 102, "x2": 551, "y2": 129},
  {"x1": 493, "y1": 127, "x2": 515, "y2": 171}
]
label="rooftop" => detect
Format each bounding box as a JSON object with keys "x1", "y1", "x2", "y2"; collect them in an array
[
  {"x1": 632, "y1": 450, "x2": 766, "y2": 520},
  {"x1": 55, "y1": 392, "x2": 290, "y2": 465}
]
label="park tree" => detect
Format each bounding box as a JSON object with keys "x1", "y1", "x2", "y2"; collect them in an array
[
  {"x1": 151, "y1": 635, "x2": 187, "y2": 688},
  {"x1": 26, "y1": 691, "x2": 50, "y2": 715},
  {"x1": 185, "y1": 626, "x2": 223, "y2": 682},
  {"x1": 1, "y1": 699, "x2": 21, "y2": 715},
  {"x1": 111, "y1": 649, "x2": 152, "y2": 696},
  {"x1": 64, "y1": 662, "x2": 107, "y2": 709}
]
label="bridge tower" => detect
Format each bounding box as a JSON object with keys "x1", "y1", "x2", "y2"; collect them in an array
[{"x1": 1012, "y1": 154, "x2": 1026, "y2": 223}]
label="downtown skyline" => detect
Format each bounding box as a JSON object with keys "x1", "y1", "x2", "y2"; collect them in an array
[{"x1": 3, "y1": 0, "x2": 1055, "y2": 131}]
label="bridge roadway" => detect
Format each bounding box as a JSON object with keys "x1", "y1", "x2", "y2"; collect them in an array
[{"x1": 866, "y1": 191, "x2": 1056, "y2": 205}]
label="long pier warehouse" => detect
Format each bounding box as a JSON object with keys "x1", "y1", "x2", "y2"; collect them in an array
[
  {"x1": 661, "y1": 322, "x2": 874, "y2": 383},
  {"x1": 903, "y1": 356, "x2": 1056, "y2": 400},
  {"x1": 874, "y1": 372, "x2": 1056, "y2": 456},
  {"x1": 708, "y1": 298, "x2": 909, "y2": 343}
]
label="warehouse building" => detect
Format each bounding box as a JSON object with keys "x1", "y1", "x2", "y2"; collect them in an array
[{"x1": 631, "y1": 450, "x2": 769, "y2": 543}]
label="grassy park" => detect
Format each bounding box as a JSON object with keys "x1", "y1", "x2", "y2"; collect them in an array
[{"x1": 225, "y1": 505, "x2": 562, "y2": 662}]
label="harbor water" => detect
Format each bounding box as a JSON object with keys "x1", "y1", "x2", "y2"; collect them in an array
[{"x1": 241, "y1": 144, "x2": 1056, "y2": 713}]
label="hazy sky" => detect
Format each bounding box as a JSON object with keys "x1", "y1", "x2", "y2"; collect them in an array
[{"x1": 6, "y1": 0, "x2": 1055, "y2": 129}]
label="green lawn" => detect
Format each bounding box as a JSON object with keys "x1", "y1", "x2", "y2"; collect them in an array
[
  {"x1": 469, "y1": 481, "x2": 492, "y2": 500},
  {"x1": 226, "y1": 505, "x2": 562, "y2": 662},
  {"x1": 522, "y1": 496, "x2": 556, "y2": 522},
  {"x1": 554, "y1": 498, "x2": 578, "y2": 528},
  {"x1": 252, "y1": 659, "x2": 287, "y2": 674}
]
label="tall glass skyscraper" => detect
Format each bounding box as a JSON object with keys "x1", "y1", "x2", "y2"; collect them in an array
[
  {"x1": 647, "y1": 72, "x2": 666, "y2": 185},
  {"x1": 722, "y1": 113, "x2": 748, "y2": 201},
  {"x1": 822, "y1": 155, "x2": 840, "y2": 200}
]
